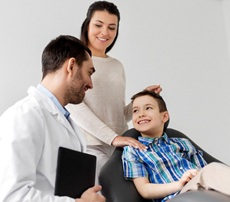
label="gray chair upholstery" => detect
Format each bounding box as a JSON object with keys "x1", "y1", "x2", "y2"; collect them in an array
[{"x1": 98, "y1": 128, "x2": 230, "y2": 202}]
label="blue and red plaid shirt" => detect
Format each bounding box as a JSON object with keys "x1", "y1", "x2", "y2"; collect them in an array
[{"x1": 122, "y1": 133, "x2": 207, "y2": 202}]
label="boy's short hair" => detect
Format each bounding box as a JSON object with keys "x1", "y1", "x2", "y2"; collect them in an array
[
  {"x1": 131, "y1": 90, "x2": 167, "y2": 112},
  {"x1": 131, "y1": 90, "x2": 169, "y2": 131}
]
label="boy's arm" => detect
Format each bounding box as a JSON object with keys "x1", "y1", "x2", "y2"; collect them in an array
[
  {"x1": 133, "y1": 169, "x2": 198, "y2": 200},
  {"x1": 133, "y1": 177, "x2": 181, "y2": 200}
]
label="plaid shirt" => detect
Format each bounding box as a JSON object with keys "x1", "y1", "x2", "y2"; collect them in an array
[{"x1": 122, "y1": 133, "x2": 207, "y2": 202}]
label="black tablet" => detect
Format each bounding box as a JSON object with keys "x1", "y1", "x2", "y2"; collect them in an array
[{"x1": 54, "y1": 147, "x2": 96, "y2": 199}]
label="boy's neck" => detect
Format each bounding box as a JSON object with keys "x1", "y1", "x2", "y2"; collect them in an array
[{"x1": 141, "y1": 131, "x2": 163, "y2": 139}]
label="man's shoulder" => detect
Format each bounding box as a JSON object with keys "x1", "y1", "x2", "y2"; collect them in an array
[
  {"x1": 1, "y1": 95, "x2": 41, "y2": 119},
  {"x1": 1, "y1": 87, "x2": 52, "y2": 119}
]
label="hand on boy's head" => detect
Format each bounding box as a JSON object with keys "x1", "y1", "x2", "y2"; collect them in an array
[
  {"x1": 112, "y1": 136, "x2": 147, "y2": 150},
  {"x1": 144, "y1": 85, "x2": 162, "y2": 94}
]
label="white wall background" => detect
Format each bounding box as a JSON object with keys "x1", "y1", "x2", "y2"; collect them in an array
[{"x1": 0, "y1": 0, "x2": 230, "y2": 165}]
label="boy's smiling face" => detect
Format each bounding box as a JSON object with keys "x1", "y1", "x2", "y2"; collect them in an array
[{"x1": 132, "y1": 95, "x2": 169, "y2": 138}]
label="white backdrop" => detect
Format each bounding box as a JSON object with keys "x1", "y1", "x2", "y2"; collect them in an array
[{"x1": 0, "y1": 0, "x2": 230, "y2": 165}]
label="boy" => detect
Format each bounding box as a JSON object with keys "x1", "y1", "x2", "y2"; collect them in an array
[{"x1": 122, "y1": 90, "x2": 230, "y2": 202}]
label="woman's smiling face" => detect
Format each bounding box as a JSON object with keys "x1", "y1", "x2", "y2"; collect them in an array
[{"x1": 87, "y1": 10, "x2": 118, "y2": 57}]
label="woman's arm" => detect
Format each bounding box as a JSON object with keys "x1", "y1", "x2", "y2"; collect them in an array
[
  {"x1": 67, "y1": 102, "x2": 146, "y2": 149},
  {"x1": 66, "y1": 102, "x2": 117, "y2": 145}
]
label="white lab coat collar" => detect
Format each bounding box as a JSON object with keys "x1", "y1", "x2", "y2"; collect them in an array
[{"x1": 28, "y1": 86, "x2": 86, "y2": 152}]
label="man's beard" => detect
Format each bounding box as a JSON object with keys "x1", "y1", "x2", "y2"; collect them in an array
[{"x1": 65, "y1": 71, "x2": 85, "y2": 105}]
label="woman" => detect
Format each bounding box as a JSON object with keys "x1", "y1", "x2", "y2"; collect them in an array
[{"x1": 66, "y1": 1, "x2": 161, "y2": 182}]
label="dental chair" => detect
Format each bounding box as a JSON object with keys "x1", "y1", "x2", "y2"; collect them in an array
[{"x1": 99, "y1": 128, "x2": 230, "y2": 202}]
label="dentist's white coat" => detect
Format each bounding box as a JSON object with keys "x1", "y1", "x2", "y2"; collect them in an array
[{"x1": 0, "y1": 86, "x2": 86, "y2": 202}]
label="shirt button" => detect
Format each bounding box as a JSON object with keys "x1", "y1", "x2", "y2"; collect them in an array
[{"x1": 180, "y1": 167, "x2": 183, "y2": 170}]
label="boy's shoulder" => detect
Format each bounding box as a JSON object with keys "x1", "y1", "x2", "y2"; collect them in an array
[{"x1": 168, "y1": 136, "x2": 195, "y2": 150}]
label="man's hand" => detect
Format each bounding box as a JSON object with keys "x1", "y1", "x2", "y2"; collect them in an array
[{"x1": 76, "y1": 185, "x2": 105, "y2": 202}]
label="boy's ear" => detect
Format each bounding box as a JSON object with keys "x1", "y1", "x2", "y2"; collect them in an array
[{"x1": 162, "y1": 111, "x2": 169, "y2": 123}]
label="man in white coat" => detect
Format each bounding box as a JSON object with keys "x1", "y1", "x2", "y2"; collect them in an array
[{"x1": 0, "y1": 35, "x2": 105, "y2": 202}]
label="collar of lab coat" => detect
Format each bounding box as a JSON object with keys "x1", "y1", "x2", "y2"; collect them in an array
[{"x1": 27, "y1": 86, "x2": 86, "y2": 152}]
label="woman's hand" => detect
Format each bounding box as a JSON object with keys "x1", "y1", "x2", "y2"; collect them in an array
[
  {"x1": 144, "y1": 84, "x2": 162, "y2": 94},
  {"x1": 112, "y1": 136, "x2": 147, "y2": 150}
]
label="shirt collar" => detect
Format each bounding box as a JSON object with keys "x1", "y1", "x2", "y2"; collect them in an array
[
  {"x1": 37, "y1": 84, "x2": 70, "y2": 119},
  {"x1": 138, "y1": 132, "x2": 169, "y2": 146}
]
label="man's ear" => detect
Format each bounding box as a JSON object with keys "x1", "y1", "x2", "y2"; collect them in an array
[{"x1": 66, "y1": 57, "x2": 76, "y2": 75}]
